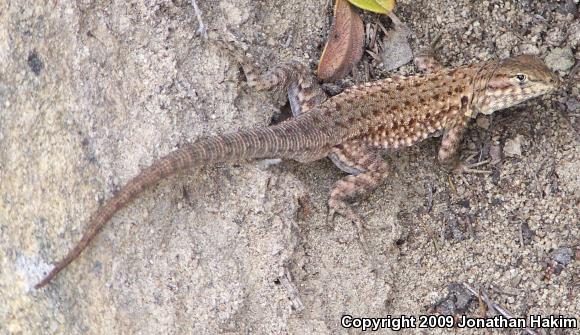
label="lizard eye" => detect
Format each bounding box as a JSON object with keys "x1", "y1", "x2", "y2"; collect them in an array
[{"x1": 515, "y1": 74, "x2": 527, "y2": 83}]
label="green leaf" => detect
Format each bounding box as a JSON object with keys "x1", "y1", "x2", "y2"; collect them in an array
[{"x1": 346, "y1": 0, "x2": 396, "y2": 14}]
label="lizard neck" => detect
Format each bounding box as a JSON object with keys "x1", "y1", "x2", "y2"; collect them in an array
[{"x1": 470, "y1": 59, "x2": 501, "y2": 116}]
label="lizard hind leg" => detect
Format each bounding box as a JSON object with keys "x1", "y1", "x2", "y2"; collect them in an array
[
  {"x1": 327, "y1": 142, "x2": 390, "y2": 241},
  {"x1": 248, "y1": 61, "x2": 327, "y2": 116}
]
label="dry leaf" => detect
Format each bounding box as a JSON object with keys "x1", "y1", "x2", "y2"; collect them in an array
[
  {"x1": 347, "y1": 0, "x2": 396, "y2": 14},
  {"x1": 317, "y1": 0, "x2": 364, "y2": 81}
]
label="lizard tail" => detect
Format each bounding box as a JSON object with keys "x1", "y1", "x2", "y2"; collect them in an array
[{"x1": 35, "y1": 120, "x2": 338, "y2": 289}]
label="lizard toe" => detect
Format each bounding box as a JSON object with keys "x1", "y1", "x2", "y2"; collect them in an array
[{"x1": 454, "y1": 158, "x2": 492, "y2": 175}]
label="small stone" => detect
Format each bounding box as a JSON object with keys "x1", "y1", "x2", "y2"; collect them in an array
[
  {"x1": 565, "y1": 98, "x2": 579, "y2": 113},
  {"x1": 504, "y1": 135, "x2": 523, "y2": 157},
  {"x1": 380, "y1": 18, "x2": 413, "y2": 72},
  {"x1": 432, "y1": 283, "x2": 474, "y2": 315},
  {"x1": 545, "y1": 47, "x2": 575, "y2": 72},
  {"x1": 559, "y1": 0, "x2": 577, "y2": 15},
  {"x1": 510, "y1": 274, "x2": 522, "y2": 287},
  {"x1": 476, "y1": 116, "x2": 491, "y2": 129},
  {"x1": 489, "y1": 144, "x2": 503, "y2": 165},
  {"x1": 546, "y1": 28, "x2": 566, "y2": 46},
  {"x1": 551, "y1": 247, "x2": 573, "y2": 266},
  {"x1": 495, "y1": 32, "x2": 518, "y2": 53},
  {"x1": 519, "y1": 44, "x2": 540, "y2": 55},
  {"x1": 568, "y1": 22, "x2": 580, "y2": 48},
  {"x1": 521, "y1": 221, "x2": 534, "y2": 245}
]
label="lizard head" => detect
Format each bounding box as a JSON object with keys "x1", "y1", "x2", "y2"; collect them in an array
[{"x1": 474, "y1": 55, "x2": 560, "y2": 115}]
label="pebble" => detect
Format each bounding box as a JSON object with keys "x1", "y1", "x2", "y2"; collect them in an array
[
  {"x1": 565, "y1": 98, "x2": 579, "y2": 113},
  {"x1": 545, "y1": 47, "x2": 575, "y2": 72},
  {"x1": 504, "y1": 135, "x2": 523, "y2": 157},
  {"x1": 380, "y1": 20, "x2": 413, "y2": 71},
  {"x1": 551, "y1": 247, "x2": 573, "y2": 266},
  {"x1": 490, "y1": 144, "x2": 503, "y2": 165},
  {"x1": 476, "y1": 116, "x2": 490, "y2": 129}
]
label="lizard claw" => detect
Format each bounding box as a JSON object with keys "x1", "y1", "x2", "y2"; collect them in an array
[
  {"x1": 454, "y1": 153, "x2": 492, "y2": 175},
  {"x1": 454, "y1": 159, "x2": 492, "y2": 175}
]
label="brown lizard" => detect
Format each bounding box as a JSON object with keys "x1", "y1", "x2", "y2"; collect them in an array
[{"x1": 34, "y1": 49, "x2": 559, "y2": 289}]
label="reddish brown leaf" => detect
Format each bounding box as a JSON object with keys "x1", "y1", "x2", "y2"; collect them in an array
[{"x1": 317, "y1": 0, "x2": 364, "y2": 82}]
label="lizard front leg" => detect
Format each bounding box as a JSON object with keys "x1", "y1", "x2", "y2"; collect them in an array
[
  {"x1": 439, "y1": 117, "x2": 491, "y2": 174},
  {"x1": 328, "y1": 141, "x2": 390, "y2": 237},
  {"x1": 438, "y1": 119, "x2": 468, "y2": 172}
]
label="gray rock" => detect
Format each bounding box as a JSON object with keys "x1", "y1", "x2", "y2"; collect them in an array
[
  {"x1": 380, "y1": 14, "x2": 413, "y2": 71},
  {"x1": 545, "y1": 47, "x2": 575, "y2": 72},
  {"x1": 551, "y1": 247, "x2": 573, "y2": 266}
]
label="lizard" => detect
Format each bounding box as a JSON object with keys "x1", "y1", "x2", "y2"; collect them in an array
[{"x1": 34, "y1": 43, "x2": 560, "y2": 289}]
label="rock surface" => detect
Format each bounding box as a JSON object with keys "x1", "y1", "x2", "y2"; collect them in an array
[{"x1": 1, "y1": 0, "x2": 578, "y2": 334}]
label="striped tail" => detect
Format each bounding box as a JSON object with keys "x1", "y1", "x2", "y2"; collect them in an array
[{"x1": 35, "y1": 115, "x2": 343, "y2": 288}]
